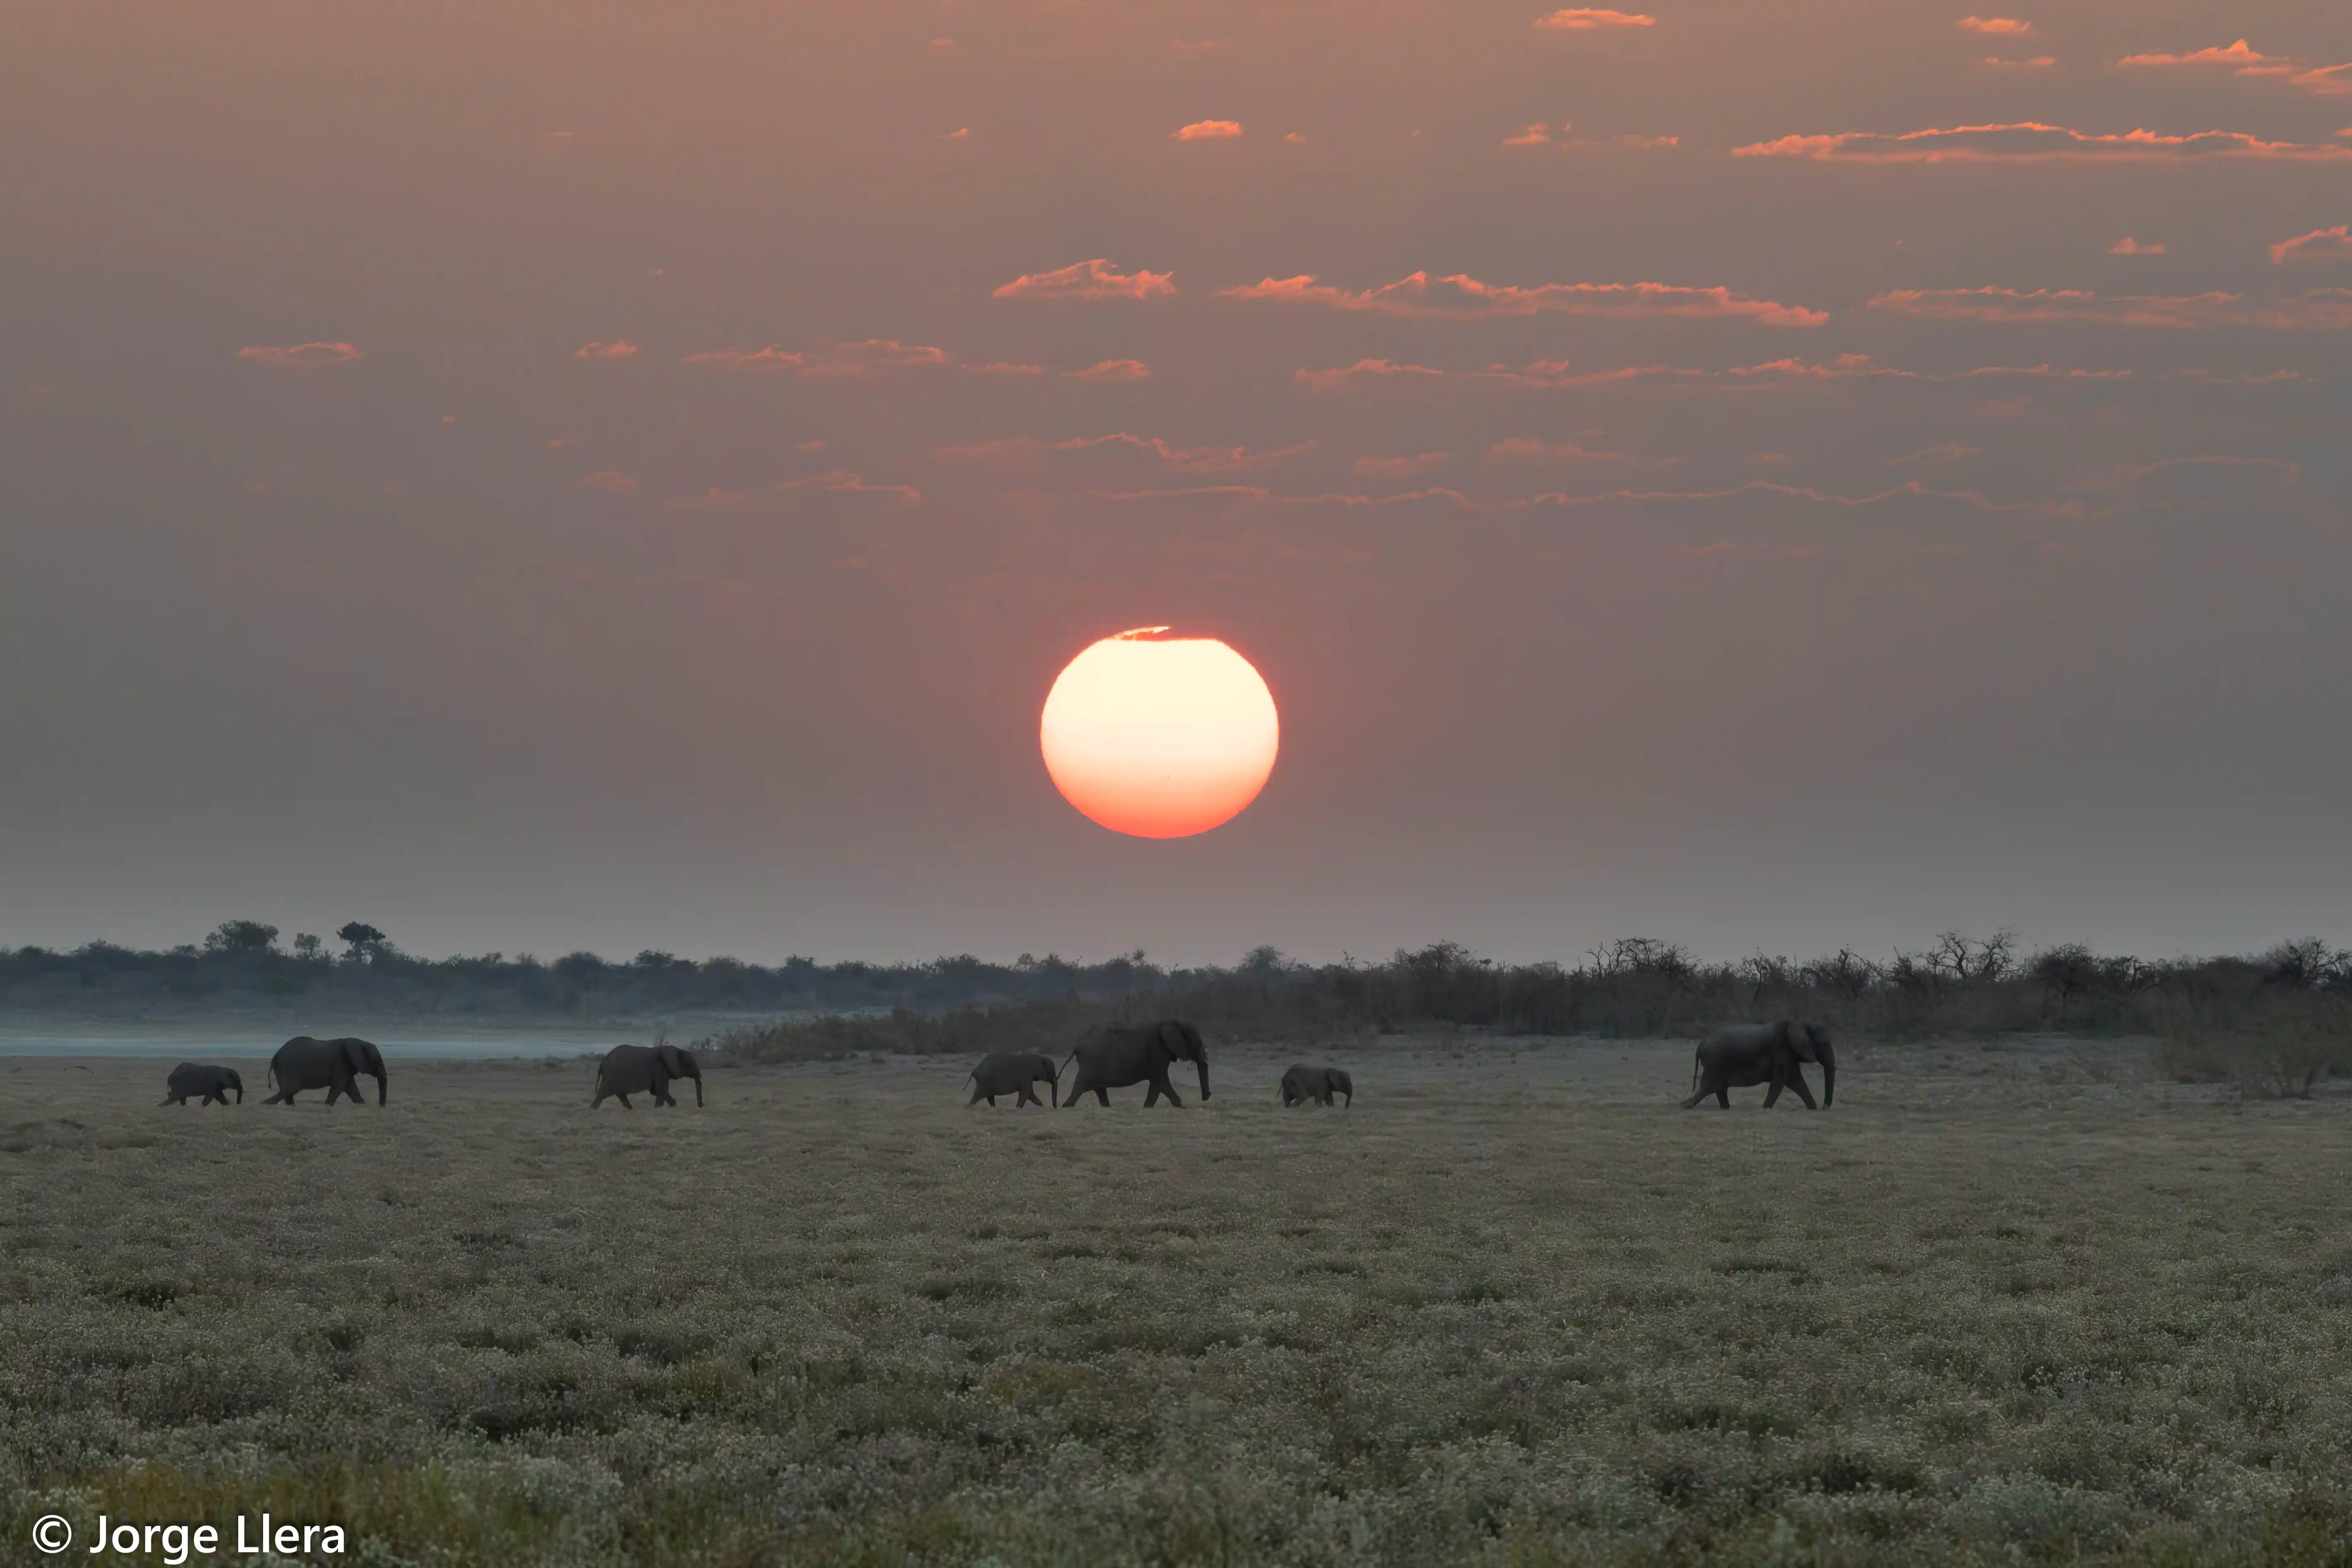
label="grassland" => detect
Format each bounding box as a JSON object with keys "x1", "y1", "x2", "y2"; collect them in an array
[{"x1": 3, "y1": 1037, "x2": 2348, "y2": 1566}]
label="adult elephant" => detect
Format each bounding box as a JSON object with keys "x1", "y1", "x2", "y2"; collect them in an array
[
  {"x1": 264, "y1": 1036, "x2": 387, "y2": 1107},
  {"x1": 1061, "y1": 1019, "x2": 1210, "y2": 1109},
  {"x1": 1280, "y1": 1065, "x2": 1353, "y2": 1107},
  {"x1": 592, "y1": 1042, "x2": 703, "y2": 1109},
  {"x1": 967, "y1": 1051, "x2": 1059, "y2": 1107},
  {"x1": 162, "y1": 1062, "x2": 243, "y2": 1106},
  {"x1": 1682, "y1": 1021, "x2": 1835, "y2": 1110}
]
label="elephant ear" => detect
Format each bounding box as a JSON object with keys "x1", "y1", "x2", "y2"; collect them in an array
[
  {"x1": 659, "y1": 1046, "x2": 684, "y2": 1075},
  {"x1": 342, "y1": 1038, "x2": 368, "y2": 1075}
]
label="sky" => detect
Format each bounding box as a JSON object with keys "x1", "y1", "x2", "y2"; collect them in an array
[{"x1": 2, "y1": 0, "x2": 2349, "y2": 967}]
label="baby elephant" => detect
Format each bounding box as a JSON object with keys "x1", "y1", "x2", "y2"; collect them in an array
[
  {"x1": 967, "y1": 1051, "x2": 1059, "y2": 1107},
  {"x1": 1281, "y1": 1065, "x2": 1353, "y2": 1107},
  {"x1": 592, "y1": 1042, "x2": 703, "y2": 1109},
  {"x1": 162, "y1": 1062, "x2": 244, "y2": 1106}
]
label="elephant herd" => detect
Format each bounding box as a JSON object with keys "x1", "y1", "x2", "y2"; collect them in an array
[
  {"x1": 158, "y1": 1037, "x2": 702, "y2": 1111},
  {"x1": 157, "y1": 1019, "x2": 1838, "y2": 1116},
  {"x1": 961, "y1": 1020, "x2": 1356, "y2": 1111}
]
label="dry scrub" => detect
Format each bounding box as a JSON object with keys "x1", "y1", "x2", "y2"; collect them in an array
[{"x1": 2, "y1": 1040, "x2": 2348, "y2": 1566}]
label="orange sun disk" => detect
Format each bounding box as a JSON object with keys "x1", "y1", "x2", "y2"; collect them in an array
[{"x1": 1039, "y1": 628, "x2": 1280, "y2": 838}]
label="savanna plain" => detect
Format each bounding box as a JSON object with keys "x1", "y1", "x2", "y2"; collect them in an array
[{"x1": 2, "y1": 1038, "x2": 2348, "y2": 1567}]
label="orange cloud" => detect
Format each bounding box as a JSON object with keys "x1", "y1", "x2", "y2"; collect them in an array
[
  {"x1": 575, "y1": 470, "x2": 637, "y2": 495},
  {"x1": 1215, "y1": 271, "x2": 1826, "y2": 326},
  {"x1": 934, "y1": 434, "x2": 1313, "y2": 472},
  {"x1": 236, "y1": 342, "x2": 362, "y2": 370},
  {"x1": 1958, "y1": 17, "x2": 2036, "y2": 35},
  {"x1": 2109, "y1": 237, "x2": 2166, "y2": 255},
  {"x1": 1736, "y1": 123, "x2": 2352, "y2": 162},
  {"x1": 680, "y1": 340, "x2": 953, "y2": 375},
  {"x1": 1297, "y1": 353, "x2": 2150, "y2": 389},
  {"x1": 2065, "y1": 454, "x2": 2299, "y2": 494},
  {"x1": 2116, "y1": 40, "x2": 2283, "y2": 69},
  {"x1": 679, "y1": 346, "x2": 807, "y2": 372},
  {"x1": 2270, "y1": 225, "x2": 2352, "y2": 265},
  {"x1": 1066, "y1": 359, "x2": 1153, "y2": 382},
  {"x1": 1535, "y1": 9, "x2": 1655, "y2": 29},
  {"x1": 665, "y1": 471, "x2": 920, "y2": 509},
  {"x1": 1982, "y1": 56, "x2": 2055, "y2": 69},
  {"x1": 1351, "y1": 452, "x2": 1450, "y2": 478},
  {"x1": 967, "y1": 361, "x2": 1048, "y2": 377},
  {"x1": 573, "y1": 340, "x2": 639, "y2": 360},
  {"x1": 1485, "y1": 437, "x2": 1635, "y2": 463},
  {"x1": 2287, "y1": 64, "x2": 2352, "y2": 96},
  {"x1": 1174, "y1": 120, "x2": 1243, "y2": 140},
  {"x1": 1868, "y1": 286, "x2": 2352, "y2": 328},
  {"x1": 1503, "y1": 122, "x2": 1560, "y2": 148},
  {"x1": 1892, "y1": 444, "x2": 1983, "y2": 465},
  {"x1": 992, "y1": 259, "x2": 1177, "y2": 302}
]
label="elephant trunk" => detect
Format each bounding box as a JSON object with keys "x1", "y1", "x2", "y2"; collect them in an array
[
  {"x1": 693, "y1": 1070, "x2": 704, "y2": 1108},
  {"x1": 1817, "y1": 1043, "x2": 1834, "y2": 1108},
  {"x1": 375, "y1": 1070, "x2": 388, "y2": 1107},
  {"x1": 1195, "y1": 1056, "x2": 1211, "y2": 1102}
]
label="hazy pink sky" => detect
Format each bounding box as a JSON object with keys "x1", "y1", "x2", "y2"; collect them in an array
[{"x1": 3, "y1": 1, "x2": 2348, "y2": 963}]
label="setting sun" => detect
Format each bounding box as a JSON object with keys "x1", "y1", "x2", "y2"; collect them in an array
[{"x1": 1039, "y1": 629, "x2": 1279, "y2": 838}]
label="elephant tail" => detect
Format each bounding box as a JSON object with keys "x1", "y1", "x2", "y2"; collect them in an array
[{"x1": 1691, "y1": 1051, "x2": 1701, "y2": 1094}]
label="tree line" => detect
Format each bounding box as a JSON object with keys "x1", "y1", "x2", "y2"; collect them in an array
[{"x1": 15, "y1": 921, "x2": 2342, "y2": 1060}]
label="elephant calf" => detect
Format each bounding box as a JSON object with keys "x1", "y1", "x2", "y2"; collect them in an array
[
  {"x1": 1280, "y1": 1065, "x2": 1353, "y2": 1107},
  {"x1": 162, "y1": 1062, "x2": 243, "y2": 1106},
  {"x1": 593, "y1": 1042, "x2": 703, "y2": 1109},
  {"x1": 967, "y1": 1051, "x2": 1059, "y2": 1107},
  {"x1": 1682, "y1": 1021, "x2": 1835, "y2": 1110}
]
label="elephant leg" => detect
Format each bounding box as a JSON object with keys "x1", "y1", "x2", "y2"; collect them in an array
[
  {"x1": 1762, "y1": 1072, "x2": 1786, "y2": 1109},
  {"x1": 1146, "y1": 1074, "x2": 1183, "y2": 1109},
  {"x1": 1716, "y1": 1083, "x2": 1731, "y2": 1108},
  {"x1": 1017, "y1": 1085, "x2": 1039, "y2": 1107},
  {"x1": 967, "y1": 1084, "x2": 984, "y2": 1105},
  {"x1": 1095, "y1": 1086, "x2": 1110, "y2": 1107},
  {"x1": 617, "y1": 1092, "x2": 633, "y2": 1109},
  {"x1": 1680, "y1": 1084, "x2": 1711, "y2": 1110},
  {"x1": 1785, "y1": 1070, "x2": 1818, "y2": 1110}
]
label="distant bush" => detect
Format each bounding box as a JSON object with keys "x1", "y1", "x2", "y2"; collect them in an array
[{"x1": 2154, "y1": 1018, "x2": 2352, "y2": 1099}]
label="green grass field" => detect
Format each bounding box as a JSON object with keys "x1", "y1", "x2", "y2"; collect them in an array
[{"x1": 3, "y1": 1037, "x2": 2348, "y2": 1566}]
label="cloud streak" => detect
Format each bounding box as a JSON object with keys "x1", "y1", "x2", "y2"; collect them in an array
[
  {"x1": 934, "y1": 434, "x2": 1315, "y2": 473},
  {"x1": 1173, "y1": 120, "x2": 1243, "y2": 140},
  {"x1": 1958, "y1": 17, "x2": 2036, "y2": 36},
  {"x1": 1214, "y1": 271, "x2": 1826, "y2": 326},
  {"x1": 679, "y1": 340, "x2": 953, "y2": 375},
  {"x1": 2116, "y1": 40, "x2": 2283, "y2": 69},
  {"x1": 237, "y1": 342, "x2": 363, "y2": 370},
  {"x1": 1534, "y1": 8, "x2": 1655, "y2": 29},
  {"x1": 1869, "y1": 287, "x2": 2352, "y2": 329},
  {"x1": 1735, "y1": 123, "x2": 2352, "y2": 162},
  {"x1": 992, "y1": 259, "x2": 1177, "y2": 302},
  {"x1": 663, "y1": 471, "x2": 921, "y2": 509},
  {"x1": 1065, "y1": 359, "x2": 1152, "y2": 382},
  {"x1": 1295, "y1": 353, "x2": 2142, "y2": 390},
  {"x1": 2269, "y1": 225, "x2": 2352, "y2": 266}
]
